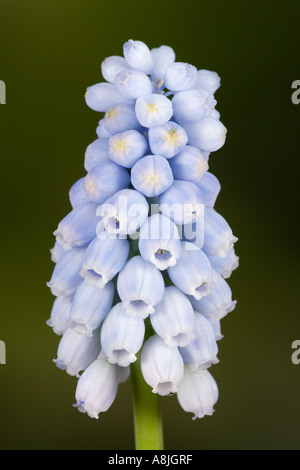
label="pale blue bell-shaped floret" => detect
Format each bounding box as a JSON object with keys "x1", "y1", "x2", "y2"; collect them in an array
[
  {"x1": 101, "y1": 55, "x2": 132, "y2": 83},
  {"x1": 181, "y1": 116, "x2": 227, "y2": 152},
  {"x1": 80, "y1": 233, "x2": 129, "y2": 289},
  {"x1": 196, "y1": 171, "x2": 221, "y2": 208},
  {"x1": 168, "y1": 241, "x2": 215, "y2": 300},
  {"x1": 84, "y1": 138, "x2": 110, "y2": 171},
  {"x1": 159, "y1": 180, "x2": 204, "y2": 225},
  {"x1": 101, "y1": 303, "x2": 145, "y2": 367},
  {"x1": 108, "y1": 130, "x2": 148, "y2": 168},
  {"x1": 96, "y1": 119, "x2": 112, "y2": 138},
  {"x1": 210, "y1": 108, "x2": 221, "y2": 121},
  {"x1": 179, "y1": 311, "x2": 219, "y2": 371},
  {"x1": 148, "y1": 121, "x2": 188, "y2": 159},
  {"x1": 202, "y1": 208, "x2": 238, "y2": 259},
  {"x1": 172, "y1": 89, "x2": 216, "y2": 121},
  {"x1": 164, "y1": 62, "x2": 197, "y2": 91},
  {"x1": 180, "y1": 212, "x2": 205, "y2": 249},
  {"x1": 208, "y1": 247, "x2": 239, "y2": 279},
  {"x1": 139, "y1": 213, "x2": 182, "y2": 270},
  {"x1": 47, "y1": 247, "x2": 86, "y2": 301},
  {"x1": 210, "y1": 319, "x2": 223, "y2": 341},
  {"x1": 177, "y1": 368, "x2": 219, "y2": 419},
  {"x1": 103, "y1": 104, "x2": 140, "y2": 135},
  {"x1": 74, "y1": 354, "x2": 119, "y2": 419},
  {"x1": 115, "y1": 70, "x2": 153, "y2": 99},
  {"x1": 189, "y1": 269, "x2": 236, "y2": 322},
  {"x1": 193, "y1": 69, "x2": 221, "y2": 94},
  {"x1": 83, "y1": 160, "x2": 130, "y2": 204},
  {"x1": 169, "y1": 145, "x2": 208, "y2": 184},
  {"x1": 50, "y1": 240, "x2": 71, "y2": 263},
  {"x1": 97, "y1": 349, "x2": 131, "y2": 384},
  {"x1": 54, "y1": 327, "x2": 101, "y2": 376},
  {"x1": 99, "y1": 188, "x2": 149, "y2": 235},
  {"x1": 85, "y1": 82, "x2": 134, "y2": 112},
  {"x1": 117, "y1": 256, "x2": 165, "y2": 318},
  {"x1": 53, "y1": 202, "x2": 100, "y2": 249},
  {"x1": 67, "y1": 280, "x2": 114, "y2": 336},
  {"x1": 140, "y1": 334, "x2": 184, "y2": 396},
  {"x1": 151, "y1": 45, "x2": 176, "y2": 84},
  {"x1": 123, "y1": 40, "x2": 153, "y2": 75},
  {"x1": 69, "y1": 177, "x2": 89, "y2": 208},
  {"x1": 150, "y1": 286, "x2": 196, "y2": 348},
  {"x1": 135, "y1": 94, "x2": 173, "y2": 128},
  {"x1": 131, "y1": 154, "x2": 174, "y2": 197},
  {"x1": 46, "y1": 297, "x2": 72, "y2": 335},
  {"x1": 117, "y1": 364, "x2": 131, "y2": 384}
]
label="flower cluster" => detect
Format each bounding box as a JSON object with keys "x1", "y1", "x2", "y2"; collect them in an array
[{"x1": 47, "y1": 40, "x2": 238, "y2": 420}]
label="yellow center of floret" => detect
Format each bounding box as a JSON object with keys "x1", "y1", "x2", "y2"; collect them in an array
[
  {"x1": 156, "y1": 248, "x2": 167, "y2": 255},
  {"x1": 164, "y1": 128, "x2": 178, "y2": 144},
  {"x1": 198, "y1": 160, "x2": 207, "y2": 173},
  {"x1": 113, "y1": 138, "x2": 127, "y2": 153},
  {"x1": 147, "y1": 103, "x2": 158, "y2": 112},
  {"x1": 85, "y1": 180, "x2": 97, "y2": 195},
  {"x1": 106, "y1": 107, "x2": 117, "y2": 119},
  {"x1": 144, "y1": 173, "x2": 159, "y2": 185}
]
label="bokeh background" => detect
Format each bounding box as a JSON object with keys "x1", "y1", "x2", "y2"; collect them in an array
[{"x1": 0, "y1": 0, "x2": 299, "y2": 450}]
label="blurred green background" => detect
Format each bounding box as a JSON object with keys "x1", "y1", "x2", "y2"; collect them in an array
[{"x1": 0, "y1": 0, "x2": 299, "y2": 450}]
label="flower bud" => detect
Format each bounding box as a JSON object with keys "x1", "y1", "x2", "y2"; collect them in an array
[
  {"x1": 148, "y1": 121, "x2": 188, "y2": 159},
  {"x1": 84, "y1": 138, "x2": 110, "y2": 172},
  {"x1": 108, "y1": 129, "x2": 148, "y2": 168},
  {"x1": 164, "y1": 62, "x2": 197, "y2": 91},
  {"x1": 101, "y1": 55, "x2": 132, "y2": 83},
  {"x1": 169, "y1": 145, "x2": 208, "y2": 184},
  {"x1": 135, "y1": 94, "x2": 173, "y2": 128},
  {"x1": 123, "y1": 40, "x2": 153, "y2": 75},
  {"x1": 85, "y1": 82, "x2": 134, "y2": 112},
  {"x1": 151, "y1": 45, "x2": 176, "y2": 83},
  {"x1": 83, "y1": 160, "x2": 130, "y2": 204},
  {"x1": 131, "y1": 154, "x2": 173, "y2": 197}
]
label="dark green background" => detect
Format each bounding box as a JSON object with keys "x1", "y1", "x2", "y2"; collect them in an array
[{"x1": 0, "y1": 0, "x2": 299, "y2": 450}]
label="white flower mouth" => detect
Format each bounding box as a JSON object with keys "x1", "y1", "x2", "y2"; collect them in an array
[
  {"x1": 80, "y1": 268, "x2": 106, "y2": 289},
  {"x1": 124, "y1": 299, "x2": 154, "y2": 318},
  {"x1": 151, "y1": 248, "x2": 176, "y2": 270},
  {"x1": 153, "y1": 381, "x2": 178, "y2": 396},
  {"x1": 108, "y1": 349, "x2": 137, "y2": 367}
]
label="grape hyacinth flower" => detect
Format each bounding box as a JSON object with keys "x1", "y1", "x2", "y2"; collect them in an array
[{"x1": 47, "y1": 39, "x2": 239, "y2": 450}]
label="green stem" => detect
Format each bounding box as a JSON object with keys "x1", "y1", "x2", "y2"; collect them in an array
[{"x1": 131, "y1": 351, "x2": 164, "y2": 450}]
